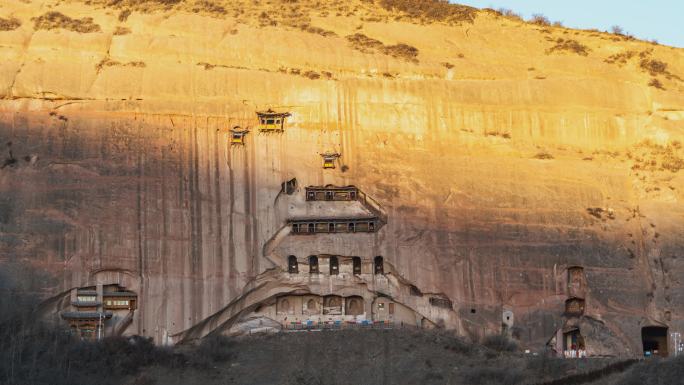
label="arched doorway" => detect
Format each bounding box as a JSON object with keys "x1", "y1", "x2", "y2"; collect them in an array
[
  {"x1": 374, "y1": 256, "x2": 384, "y2": 275},
  {"x1": 309, "y1": 256, "x2": 319, "y2": 274},
  {"x1": 642, "y1": 326, "x2": 669, "y2": 357},
  {"x1": 288, "y1": 255, "x2": 298, "y2": 274}
]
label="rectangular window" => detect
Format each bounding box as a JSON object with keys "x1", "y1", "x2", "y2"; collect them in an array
[
  {"x1": 389, "y1": 303, "x2": 395, "y2": 314},
  {"x1": 77, "y1": 295, "x2": 97, "y2": 302},
  {"x1": 266, "y1": 119, "x2": 275, "y2": 124},
  {"x1": 378, "y1": 303, "x2": 385, "y2": 310}
]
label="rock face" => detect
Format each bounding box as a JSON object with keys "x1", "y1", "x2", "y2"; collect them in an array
[{"x1": 1, "y1": 0, "x2": 684, "y2": 356}]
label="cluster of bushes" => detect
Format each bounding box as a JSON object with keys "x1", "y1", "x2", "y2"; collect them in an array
[
  {"x1": 0, "y1": 16, "x2": 21, "y2": 31},
  {"x1": 346, "y1": 33, "x2": 419, "y2": 63},
  {"x1": 604, "y1": 50, "x2": 637, "y2": 65},
  {"x1": 379, "y1": 0, "x2": 477, "y2": 24},
  {"x1": 629, "y1": 140, "x2": 684, "y2": 173},
  {"x1": 546, "y1": 38, "x2": 591, "y2": 56},
  {"x1": 33, "y1": 12, "x2": 101, "y2": 33},
  {"x1": 482, "y1": 335, "x2": 519, "y2": 352},
  {"x1": 104, "y1": 0, "x2": 181, "y2": 10},
  {"x1": 190, "y1": 0, "x2": 227, "y2": 15}
]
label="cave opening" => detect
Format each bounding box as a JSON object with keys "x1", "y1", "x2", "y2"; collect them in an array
[{"x1": 642, "y1": 326, "x2": 669, "y2": 357}]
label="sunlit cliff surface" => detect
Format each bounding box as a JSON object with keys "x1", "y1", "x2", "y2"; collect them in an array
[{"x1": 1, "y1": 0, "x2": 684, "y2": 355}]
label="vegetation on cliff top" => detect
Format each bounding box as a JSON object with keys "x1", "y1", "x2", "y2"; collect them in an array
[{"x1": 378, "y1": 0, "x2": 477, "y2": 24}]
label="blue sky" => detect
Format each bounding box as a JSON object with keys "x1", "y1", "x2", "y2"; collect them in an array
[{"x1": 453, "y1": 0, "x2": 683, "y2": 48}]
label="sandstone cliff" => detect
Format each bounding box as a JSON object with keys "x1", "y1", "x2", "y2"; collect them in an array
[{"x1": 1, "y1": 0, "x2": 683, "y2": 355}]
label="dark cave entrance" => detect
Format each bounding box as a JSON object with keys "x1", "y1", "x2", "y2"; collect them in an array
[{"x1": 642, "y1": 326, "x2": 669, "y2": 357}]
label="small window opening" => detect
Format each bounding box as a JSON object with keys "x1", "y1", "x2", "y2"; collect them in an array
[
  {"x1": 369, "y1": 222, "x2": 375, "y2": 231},
  {"x1": 350, "y1": 191, "x2": 357, "y2": 200},
  {"x1": 353, "y1": 257, "x2": 361, "y2": 275},
  {"x1": 308, "y1": 223, "x2": 314, "y2": 233},
  {"x1": 307, "y1": 191, "x2": 315, "y2": 200},
  {"x1": 348, "y1": 222, "x2": 355, "y2": 232},
  {"x1": 325, "y1": 191, "x2": 333, "y2": 200},
  {"x1": 309, "y1": 256, "x2": 319, "y2": 274},
  {"x1": 328, "y1": 223, "x2": 335, "y2": 233},
  {"x1": 292, "y1": 223, "x2": 299, "y2": 233},
  {"x1": 330, "y1": 256, "x2": 339, "y2": 275},
  {"x1": 389, "y1": 303, "x2": 395, "y2": 315},
  {"x1": 288, "y1": 255, "x2": 298, "y2": 274},
  {"x1": 374, "y1": 256, "x2": 384, "y2": 275},
  {"x1": 470, "y1": 308, "x2": 476, "y2": 314}
]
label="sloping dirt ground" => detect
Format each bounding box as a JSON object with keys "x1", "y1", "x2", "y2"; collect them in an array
[
  {"x1": 2, "y1": 326, "x2": 680, "y2": 385},
  {"x1": 142, "y1": 330, "x2": 645, "y2": 385}
]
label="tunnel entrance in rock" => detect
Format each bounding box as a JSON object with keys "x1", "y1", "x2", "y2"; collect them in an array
[{"x1": 642, "y1": 326, "x2": 669, "y2": 357}]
